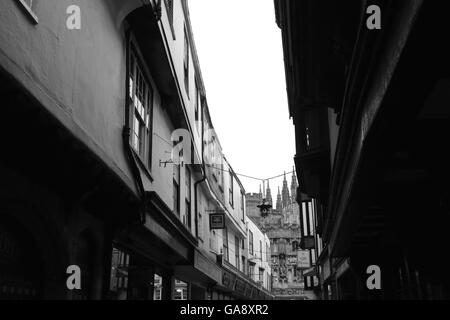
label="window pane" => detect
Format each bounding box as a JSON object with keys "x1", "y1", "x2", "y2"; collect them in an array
[
  {"x1": 129, "y1": 49, "x2": 153, "y2": 164},
  {"x1": 153, "y1": 274, "x2": 162, "y2": 300},
  {"x1": 129, "y1": 78, "x2": 134, "y2": 98},
  {"x1": 173, "y1": 181, "x2": 179, "y2": 215},
  {"x1": 109, "y1": 247, "x2": 129, "y2": 300},
  {"x1": 174, "y1": 280, "x2": 187, "y2": 300},
  {"x1": 185, "y1": 168, "x2": 191, "y2": 199}
]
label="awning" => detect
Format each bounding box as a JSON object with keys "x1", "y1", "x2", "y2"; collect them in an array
[{"x1": 175, "y1": 249, "x2": 222, "y2": 286}]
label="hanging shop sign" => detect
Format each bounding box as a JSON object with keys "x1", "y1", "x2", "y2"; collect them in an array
[
  {"x1": 208, "y1": 210, "x2": 225, "y2": 229},
  {"x1": 300, "y1": 236, "x2": 315, "y2": 249},
  {"x1": 297, "y1": 250, "x2": 311, "y2": 269},
  {"x1": 303, "y1": 266, "x2": 317, "y2": 277}
]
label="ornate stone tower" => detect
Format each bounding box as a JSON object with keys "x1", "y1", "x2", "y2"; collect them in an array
[
  {"x1": 276, "y1": 187, "x2": 282, "y2": 212},
  {"x1": 281, "y1": 171, "x2": 290, "y2": 208},
  {"x1": 291, "y1": 167, "x2": 298, "y2": 204},
  {"x1": 266, "y1": 180, "x2": 273, "y2": 206}
]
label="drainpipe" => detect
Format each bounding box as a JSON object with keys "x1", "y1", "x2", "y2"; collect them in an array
[
  {"x1": 194, "y1": 98, "x2": 206, "y2": 239},
  {"x1": 123, "y1": 28, "x2": 146, "y2": 225}
]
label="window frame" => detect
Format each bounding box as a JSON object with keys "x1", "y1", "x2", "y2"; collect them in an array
[
  {"x1": 173, "y1": 164, "x2": 181, "y2": 216},
  {"x1": 249, "y1": 230, "x2": 254, "y2": 255},
  {"x1": 185, "y1": 167, "x2": 192, "y2": 230},
  {"x1": 249, "y1": 264, "x2": 255, "y2": 280},
  {"x1": 223, "y1": 227, "x2": 229, "y2": 262},
  {"x1": 234, "y1": 236, "x2": 240, "y2": 270},
  {"x1": 259, "y1": 268, "x2": 264, "y2": 282},
  {"x1": 198, "y1": 211, "x2": 203, "y2": 240},
  {"x1": 259, "y1": 240, "x2": 263, "y2": 260},
  {"x1": 229, "y1": 171, "x2": 234, "y2": 208},
  {"x1": 194, "y1": 82, "x2": 201, "y2": 132},
  {"x1": 240, "y1": 192, "x2": 245, "y2": 221},
  {"x1": 183, "y1": 24, "x2": 190, "y2": 99},
  {"x1": 109, "y1": 246, "x2": 130, "y2": 300},
  {"x1": 128, "y1": 41, "x2": 155, "y2": 173}
]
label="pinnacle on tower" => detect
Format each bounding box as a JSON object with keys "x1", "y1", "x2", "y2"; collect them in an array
[
  {"x1": 266, "y1": 180, "x2": 272, "y2": 206},
  {"x1": 282, "y1": 171, "x2": 290, "y2": 209},
  {"x1": 276, "y1": 186, "x2": 282, "y2": 212},
  {"x1": 291, "y1": 166, "x2": 298, "y2": 204}
]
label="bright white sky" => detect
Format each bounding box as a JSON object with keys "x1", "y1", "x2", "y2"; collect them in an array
[{"x1": 189, "y1": 0, "x2": 296, "y2": 200}]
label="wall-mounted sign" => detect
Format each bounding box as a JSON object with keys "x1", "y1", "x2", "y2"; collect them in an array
[
  {"x1": 244, "y1": 284, "x2": 252, "y2": 297},
  {"x1": 235, "y1": 278, "x2": 246, "y2": 294},
  {"x1": 297, "y1": 250, "x2": 311, "y2": 269},
  {"x1": 300, "y1": 236, "x2": 315, "y2": 249},
  {"x1": 272, "y1": 288, "x2": 303, "y2": 296},
  {"x1": 209, "y1": 211, "x2": 225, "y2": 229},
  {"x1": 222, "y1": 270, "x2": 236, "y2": 290},
  {"x1": 303, "y1": 266, "x2": 317, "y2": 277}
]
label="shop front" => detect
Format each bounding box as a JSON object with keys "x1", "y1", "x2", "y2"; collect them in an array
[
  {"x1": 212, "y1": 262, "x2": 273, "y2": 300},
  {"x1": 0, "y1": 217, "x2": 44, "y2": 300}
]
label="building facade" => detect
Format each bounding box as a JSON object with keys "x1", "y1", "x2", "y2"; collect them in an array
[
  {"x1": 275, "y1": 0, "x2": 450, "y2": 300},
  {"x1": 247, "y1": 217, "x2": 272, "y2": 293},
  {"x1": 245, "y1": 192, "x2": 264, "y2": 226},
  {"x1": 263, "y1": 174, "x2": 304, "y2": 299},
  {"x1": 0, "y1": 0, "x2": 270, "y2": 300},
  {"x1": 246, "y1": 173, "x2": 317, "y2": 299}
]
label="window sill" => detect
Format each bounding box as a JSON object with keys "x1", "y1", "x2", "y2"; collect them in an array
[
  {"x1": 17, "y1": 0, "x2": 39, "y2": 24},
  {"x1": 132, "y1": 149, "x2": 154, "y2": 182}
]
